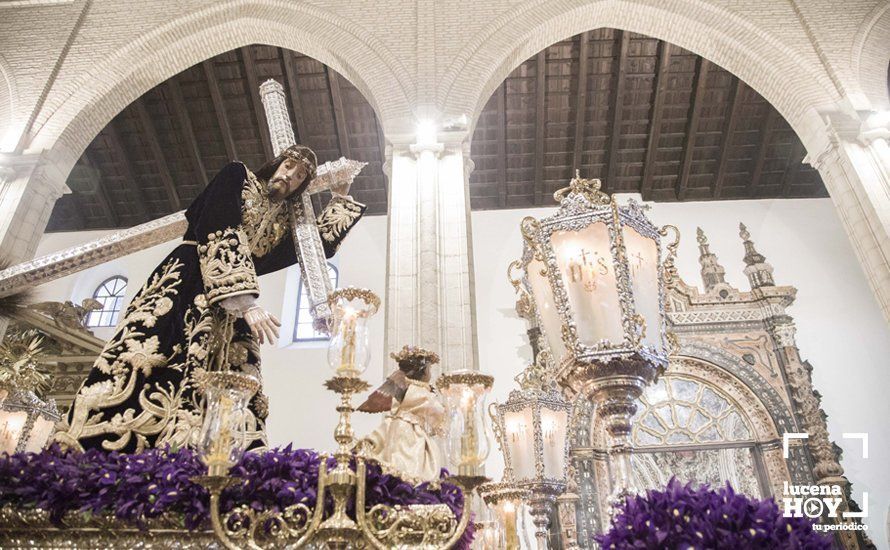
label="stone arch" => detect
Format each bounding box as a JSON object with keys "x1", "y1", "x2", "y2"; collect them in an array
[
  {"x1": 0, "y1": 53, "x2": 17, "y2": 150},
  {"x1": 443, "y1": 0, "x2": 839, "y2": 147},
  {"x1": 852, "y1": 2, "x2": 890, "y2": 111},
  {"x1": 30, "y1": 0, "x2": 412, "y2": 179}
]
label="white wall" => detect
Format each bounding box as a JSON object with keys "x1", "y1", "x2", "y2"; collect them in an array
[
  {"x1": 35, "y1": 197, "x2": 890, "y2": 542},
  {"x1": 472, "y1": 197, "x2": 890, "y2": 544}
]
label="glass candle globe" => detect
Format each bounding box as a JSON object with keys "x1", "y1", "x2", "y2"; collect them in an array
[
  {"x1": 326, "y1": 288, "x2": 380, "y2": 376},
  {"x1": 197, "y1": 371, "x2": 259, "y2": 476},
  {"x1": 437, "y1": 371, "x2": 493, "y2": 477}
]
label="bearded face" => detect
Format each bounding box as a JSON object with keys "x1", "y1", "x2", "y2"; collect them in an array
[{"x1": 267, "y1": 157, "x2": 310, "y2": 202}]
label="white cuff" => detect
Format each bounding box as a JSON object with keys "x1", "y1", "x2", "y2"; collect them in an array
[{"x1": 220, "y1": 294, "x2": 257, "y2": 317}]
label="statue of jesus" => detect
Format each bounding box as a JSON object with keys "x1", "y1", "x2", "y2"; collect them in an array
[{"x1": 54, "y1": 145, "x2": 366, "y2": 453}]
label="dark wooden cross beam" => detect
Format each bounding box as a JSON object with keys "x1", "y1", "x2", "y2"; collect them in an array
[
  {"x1": 166, "y1": 77, "x2": 208, "y2": 188},
  {"x1": 605, "y1": 30, "x2": 630, "y2": 186},
  {"x1": 81, "y1": 149, "x2": 119, "y2": 227},
  {"x1": 533, "y1": 50, "x2": 547, "y2": 206},
  {"x1": 640, "y1": 41, "x2": 672, "y2": 201},
  {"x1": 134, "y1": 97, "x2": 182, "y2": 211},
  {"x1": 105, "y1": 121, "x2": 150, "y2": 223},
  {"x1": 676, "y1": 57, "x2": 710, "y2": 201},
  {"x1": 572, "y1": 31, "x2": 591, "y2": 175},
  {"x1": 281, "y1": 49, "x2": 308, "y2": 145},
  {"x1": 326, "y1": 67, "x2": 353, "y2": 159},
  {"x1": 713, "y1": 76, "x2": 743, "y2": 198},
  {"x1": 781, "y1": 138, "x2": 804, "y2": 197},
  {"x1": 747, "y1": 108, "x2": 777, "y2": 197},
  {"x1": 496, "y1": 82, "x2": 508, "y2": 208},
  {"x1": 241, "y1": 46, "x2": 275, "y2": 161},
  {"x1": 203, "y1": 60, "x2": 238, "y2": 162}
]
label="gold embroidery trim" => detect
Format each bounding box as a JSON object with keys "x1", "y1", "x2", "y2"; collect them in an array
[
  {"x1": 317, "y1": 196, "x2": 364, "y2": 250},
  {"x1": 240, "y1": 170, "x2": 290, "y2": 257},
  {"x1": 198, "y1": 226, "x2": 259, "y2": 305}
]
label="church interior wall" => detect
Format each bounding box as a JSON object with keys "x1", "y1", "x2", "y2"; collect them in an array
[{"x1": 32, "y1": 195, "x2": 890, "y2": 539}]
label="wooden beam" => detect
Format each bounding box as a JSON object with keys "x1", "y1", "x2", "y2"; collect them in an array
[
  {"x1": 281, "y1": 49, "x2": 309, "y2": 144},
  {"x1": 713, "y1": 76, "x2": 744, "y2": 198},
  {"x1": 166, "y1": 77, "x2": 208, "y2": 187},
  {"x1": 533, "y1": 51, "x2": 547, "y2": 205},
  {"x1": 241, "y1": 46, "x2": 275, "y2": 160},
  {"x1": 134, "y1": 97, "x2": 182, "y2": 211},
  {"x1": 203, "y1": 60, "x2": 238, "y2": 161},
  {"x1": 606, "y1": 30, "x2": 630, "y2": 185},
  {"x1": 81, "y1": 149, "x2": 119, "y2": 227},
  {"x1": 497, "y1": 82, "x2": 508, "y2": 208},
  {"x1": 640, "y1": 41, "x2": 672, "y2": 201},
  {"x1": 105, "y1": 120, "x2": 150, "y2": 222},
  {"x1": 326, "y1": 67, "x2": 353, "y2": 159},
  {"x1": 747, "y1": 107, "x2": 777, "y2": 197},
  {"x1": 676, "y1": 57, "x2": 710, "y2": 201},
  {"x1": 781, "y1": 138, "x2": 804, "y2": 197},
  {"x1": 572, "y1": 31, "x2": 591, "y2": 175}
]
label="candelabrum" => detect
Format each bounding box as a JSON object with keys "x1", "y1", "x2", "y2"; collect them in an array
[
  {"x1": 489, "y1": 353, "x2": 573, "y2": 549},
  {"x1": 194, "y1": 289, "x2": 475, "y2": 549}
]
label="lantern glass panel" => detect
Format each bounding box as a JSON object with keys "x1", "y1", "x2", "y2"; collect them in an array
[
  {"x1": 550, "y1": 223, "x2": 624, "y2": 346},
  {"x1": 540, "y1": 407, "x2": 569, "y2": 478},
  {"x1": 526, "y1": 256, "x2": 566, "y2": 361},
  {"x1": 623, "y1": 225, "x2": 661, "y2": 349},
  {"x1": 23, "y1": 415, "x2": 55, "y2": 453},
  {"x1": 0, "y1": 410, "x2": 26, "y2": 454},
  {"x1": 504, "y1": 408, "x2": 536, "y2": 480}
]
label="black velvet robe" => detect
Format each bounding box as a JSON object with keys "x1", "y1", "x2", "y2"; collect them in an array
[{"x1": 55, "y1": 162, "x2": 366, "y2": 453}]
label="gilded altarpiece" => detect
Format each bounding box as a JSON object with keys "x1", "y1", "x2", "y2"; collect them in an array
[{"x1": 554, "y1": 226, "x2": 869, "y2": 549}]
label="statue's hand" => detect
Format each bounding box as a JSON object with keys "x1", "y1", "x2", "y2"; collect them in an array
[{"x1": 245, "y1": 306, "x2": 281, "y2": 345}]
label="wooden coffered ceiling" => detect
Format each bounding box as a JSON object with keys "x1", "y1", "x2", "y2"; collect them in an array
[
  {"x1": 48, "y1": 30, "x2": 827, "y2": 231},
  {"x1": 469, "y1": 29, "x2": 826, "y2": 209}
]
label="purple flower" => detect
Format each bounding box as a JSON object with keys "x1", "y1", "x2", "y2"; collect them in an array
[
  {"x1": 0, "y1": 445, "x2": 473, "y2": 548},
  {"x1": 595, "y1": 478, "x2": 832, "y2": 549}
]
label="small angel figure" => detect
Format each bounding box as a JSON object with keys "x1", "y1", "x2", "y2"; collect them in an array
[{"x1": 357, "y1": 345, "x2": 445, "y2": 481}]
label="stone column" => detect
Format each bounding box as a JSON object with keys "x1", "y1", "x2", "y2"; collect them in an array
[
  {"x1": 384, "y1": 130, "x2": 479, "y2": 376},
  {"x1": 806, "y1": 112, "x2": 890, "y2": 325},
  {"x1": 0, "y1": 153, "x2": 69, "y2": 264}
]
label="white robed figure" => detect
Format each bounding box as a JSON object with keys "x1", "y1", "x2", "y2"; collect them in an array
[{"x1": 357, "y1": 346, "x2": 445, "y2": 481}]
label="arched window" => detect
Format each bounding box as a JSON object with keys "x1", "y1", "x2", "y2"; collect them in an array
[
  {"x1": 630, "y1": 375, "x2": 763, "y2": 497},
  {"x1": 86, "y1": 276, "x2": 128, "y2": 328},
  {"x1": 294, "y1": 263, "x2": 339, "y2": 342}
]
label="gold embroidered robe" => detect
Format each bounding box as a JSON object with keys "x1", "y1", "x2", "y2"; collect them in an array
[{"x1": 55, "y1": 161, "x2": 366, "y2": 453}]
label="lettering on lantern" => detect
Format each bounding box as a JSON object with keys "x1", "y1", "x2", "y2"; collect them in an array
[
  {"x1": 566, "y1": 248, "x2": 610, "y2": 292},
  {"x1": 629, "y1": 250, "x2": 645, "y2": 278}
]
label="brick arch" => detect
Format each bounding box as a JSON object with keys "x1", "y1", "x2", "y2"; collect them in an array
[
  {"x1": 852, "y1": 2, "x2": 890, "y2": 110},
  {"x1": 33, "y1": 0, "x2": 412, "y2": 178},
  {"x1": 443, "y1": 0, "x2": 839, "y2": 144}
]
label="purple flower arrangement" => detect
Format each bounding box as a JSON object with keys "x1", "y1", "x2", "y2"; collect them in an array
[
  {"x1": 0, "y1": 444, "x2": 472, "y2": 548},
  {"x1": 596, "y1": 478, "x2": 831, "y2": 549}
]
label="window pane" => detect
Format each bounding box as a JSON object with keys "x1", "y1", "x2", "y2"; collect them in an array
[
  {"x1": 294, "y1": 264, "x2": 339, "y2": 341},
  {"x1": 87, "y1": 276, "x2": 128, "y2": 328}
]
